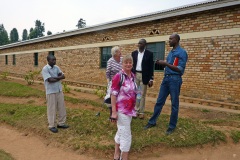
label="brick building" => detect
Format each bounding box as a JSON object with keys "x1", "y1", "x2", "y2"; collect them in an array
[{"x1": 0, "y1": 0, "x2": 239, "y2": 105}]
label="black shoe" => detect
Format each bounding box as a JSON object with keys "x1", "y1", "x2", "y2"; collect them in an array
[
  {"x1": 144, "y1": 123, "x2": 156, "y2": 130},
  {"x1": 57, "y1": 124, "x2": 69, "y2": 129},
  {"x1": 49, "y1": 127, "x2": 58, "y2": 133},
  {"x1": 166, "y1": 128, "x2": 175, "y2": 135}
]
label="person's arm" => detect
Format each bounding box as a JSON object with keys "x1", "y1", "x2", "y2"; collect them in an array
[
  {"x1": 47, "y1": 73, "x2": 65, "y2": 82},
  {"x1": 131, "y1": 51, "x2": 136, "y2": 73},
  {"x1": 110, "y1": 94, "x2": 117, "y2": 122},
  {"x1": 156, "y1": 50, "x2": 188, "y2": 73},
  {"x1": 156, "y1": 60, "x2": 180, "y2": 72},
  {"x1": 48, "y1": 67, "x2": 65, "y2": 83},
  {"x1": 110, "y1": 73, "x2": 121, "y2": 122},
  {"x1": 148, "y1": 51, "x2": 154, "y2": 87},
  {"x1": 106, "y1": 60, "x2": 111, "y2": 83}
]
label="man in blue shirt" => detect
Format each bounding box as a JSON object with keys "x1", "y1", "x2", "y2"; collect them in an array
[
  {"x1": 42, "y1": 54, "x2": 69, "y2": 133},
  {"x1": 144, "y1": 34, "x2": 188, "y2": 135}
]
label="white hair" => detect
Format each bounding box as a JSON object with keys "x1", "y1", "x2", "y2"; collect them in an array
[{"x1": 111, "y1": 46, "x2": 120, "y2": 56}]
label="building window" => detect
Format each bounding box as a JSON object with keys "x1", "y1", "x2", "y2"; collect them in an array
[
  {"x1": 12, "y1": 54, "x2": 16, "y2": 65},
  {"x1": 5, "y1": 55, "x2": 8, "y2": 65},
  {"x1": 34, "y1": 53, "x2": 38, "y2": 66},
  {"x1": 147, "y1": 42, "x2": 165, "y2": 71},
  {"x1": 49, "y1": 51, "x2": 54, "y2": 56},
  {"x1": 100, "y1": 46, "x2": 112, "y2": 68}
]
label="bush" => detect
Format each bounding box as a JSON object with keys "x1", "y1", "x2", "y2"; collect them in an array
[
  {"x1": 0, "y1": 71, "x2": 9, "y2": 79},
  {"x1": 95, "y1": 87, "x2": 106, "y2": 99},
  {"x1": 24, "y1": 70, "x2": 41, "y2": 85},
  {"x1": 63, "y1": 82, "x2": 71, "y2": 93}
]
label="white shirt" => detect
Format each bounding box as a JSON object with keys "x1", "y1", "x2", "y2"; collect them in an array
[
  {"x1": 42, "y1": 64, "x2": 63, "y2": 94},
  {"x1": 136, "y1": 49, "x2": 145, "y2": 71}
]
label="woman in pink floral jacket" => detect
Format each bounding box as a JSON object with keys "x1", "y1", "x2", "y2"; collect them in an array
[{"x1": 110, "y1": 54, "x2": 137, "y2": 160}]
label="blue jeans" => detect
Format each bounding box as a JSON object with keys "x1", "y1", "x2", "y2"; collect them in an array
[{"x1": 148, "y1": 75, "x2": 182, "y2": 129}]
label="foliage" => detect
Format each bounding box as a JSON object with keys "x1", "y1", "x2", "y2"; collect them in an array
[
  {"x1": 29, "y1": 20, "x2": 45, "y2": 39},
  {"x1": 94, "y1": 87, "x2": 106, "y2": 99},
  {"x1": 47, "y1": 31, "x2": 52, "y2": 35},
  {"x1": 29, "y1": 28, "x2": 37, "y2": 39},
  {"x1": 0, "y1": 149, "x2": 14, "y2": 160},
  {"x1": 76, "y1": 18, "x2": 86, "y2": 29},
  {"x1": 63, "y1": 82, "x2": 71, "y2": 93},
  {"x1": 24, "y1": 70, "x2": 41, "y2": 85},
  {"x1": 35, "y1": 20, "x2": 45, "y2": 37},
  {"x1": 0, "y1": 24, "x2": 9, "y2": 45},
  {"x1": 22, "y1": 29, "x2": 28, "y2": 41},
  {"x1": 0, "y1": 71, "x2": 9, "y2": 79},
  {"x1": 10, "y1": 28, "x2": 19, "y2": 43},
  {"x1": 230, "y1": 130, "x2": 240, "y2": 143}
]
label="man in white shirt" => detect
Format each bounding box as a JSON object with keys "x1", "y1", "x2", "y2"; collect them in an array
[
  {"x1": 42, "y1": 54, "x2": 69, "y2": 133},
  {"x1": 131, "y1": 39, "x2": 154, "y2": 119}
]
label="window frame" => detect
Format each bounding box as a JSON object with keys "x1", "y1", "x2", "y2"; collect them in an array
[
  {"x1": 34, "y1": 52, "x2": 38, "y2": 66},
  {"x1": 12, "y1": 54, "x2": 16, "y2": 65},
  {"x1": 146, "y1": 41, "x2": 165, "y2": 72},
  {"x1": 5, "y1": 55, "x2": 8, "y2": 65},
  {"x1": 100, "y1": 46, "x2": 112, "y2": 68}
]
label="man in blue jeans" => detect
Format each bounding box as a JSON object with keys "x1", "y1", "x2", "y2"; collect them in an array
[{"x1": 144, "y1": 34, "x2": 188, "y2": 135}]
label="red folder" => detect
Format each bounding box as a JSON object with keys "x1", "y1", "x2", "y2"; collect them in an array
[{"x1": 173, "y1": 57, "x2": 179, "y2": 66}]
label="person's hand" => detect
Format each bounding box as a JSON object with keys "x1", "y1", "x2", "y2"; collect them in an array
[
  {"x1": 58, "y1": 72, "x2": 62, "y2": 76},
  {"x1": 110, "y1": 112, "x2": 118, "y2": 123},
  {"x1": 156, "y1": 60, "x2": 166, "y2": 66},
  {"x1": 148, "y1": 81, "x2": 153, "y2": 87}
]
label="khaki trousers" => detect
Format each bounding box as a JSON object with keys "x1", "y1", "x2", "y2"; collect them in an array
[
  {"x1": 47, "y1": 92, "x2": 66, "y2": 128},
  {"x1": 135, "y1": 72, "x2": 147, "y2": 115}
]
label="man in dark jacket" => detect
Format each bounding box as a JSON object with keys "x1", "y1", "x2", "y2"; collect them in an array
[{"x1": 132, "y1": 39, "x2": 154, "y2": 119}]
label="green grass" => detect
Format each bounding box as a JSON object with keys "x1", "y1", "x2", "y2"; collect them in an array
[
  {"x1": 230, "y1": 130, "x2": 240, "y2": 143},
  {"x1": 201, "y1": 109, "x2": 210, "y2": 113},
  {"x1": 0, "y1": 80, "x2": 238, "y2": 156},
  {"x1": 202, "y1": 114, "x2": 240, "y2": 128},
  {"x1": 0, "y1": 80, "x2": 103, "y2": 107},
  {"x1": 0, "y1": 149, "x2": 15, "y2": 160},
  {"x1": 0, "y1": 81, "x2": 44, "y2": 97},
  {"x1": 0, "y1": 102, "x2": 227, "y2": 153}
]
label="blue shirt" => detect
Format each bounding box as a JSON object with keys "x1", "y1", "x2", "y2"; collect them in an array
[
  {"x1": 42, "y1": 64, "x2": 63, "y2": 94},
  {"x1": 165, "y1": 45, "x2": 188, "y2": 76}
]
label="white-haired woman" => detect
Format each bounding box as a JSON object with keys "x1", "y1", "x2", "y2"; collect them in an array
[
  {"x1": 110, "y1": 54, "x2": 137, "y2": 160},
  {"x1": 104, "y1": 46, "x2": 122, "y2": 117}
]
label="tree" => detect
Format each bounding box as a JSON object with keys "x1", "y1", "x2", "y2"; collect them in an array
[
  {"x1": 29, "y1": 29, "x2": 37, "y2": 39},
  {"x1": 10, "y1": 28, "x2": 19, "y2": 43},
  {"x1": 47, "y1": 31, "x2": 52, "y2": 35},
  {"x1": 76, "y1": 18, "x2": 86, "y2": 29},
  {"x1": 35, "y1": 20, "x2": 45, "y2": 37},
  {"x1": 29, "y1": 20, "x2": 45, "y2": 39},
  {"x1": 22, "y1": 29, "x2": 28, "y2": 41},
  {"x1": 0, "y1": 24, "x2": 9, "y2": 45}
]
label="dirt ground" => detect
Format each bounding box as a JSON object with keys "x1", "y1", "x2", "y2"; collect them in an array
[{"x1": 0, "y1": 78, "x2": 240, "y2": 160}]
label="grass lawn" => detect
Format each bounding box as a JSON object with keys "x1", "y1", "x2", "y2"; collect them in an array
[{"x1": 0, "y1": 79, "x2": 239, "y2": 156}]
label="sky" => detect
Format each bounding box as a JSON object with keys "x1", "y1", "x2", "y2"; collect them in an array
[{"x1": 0, "y1": 0, "x2": 209, "y2": 37}]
